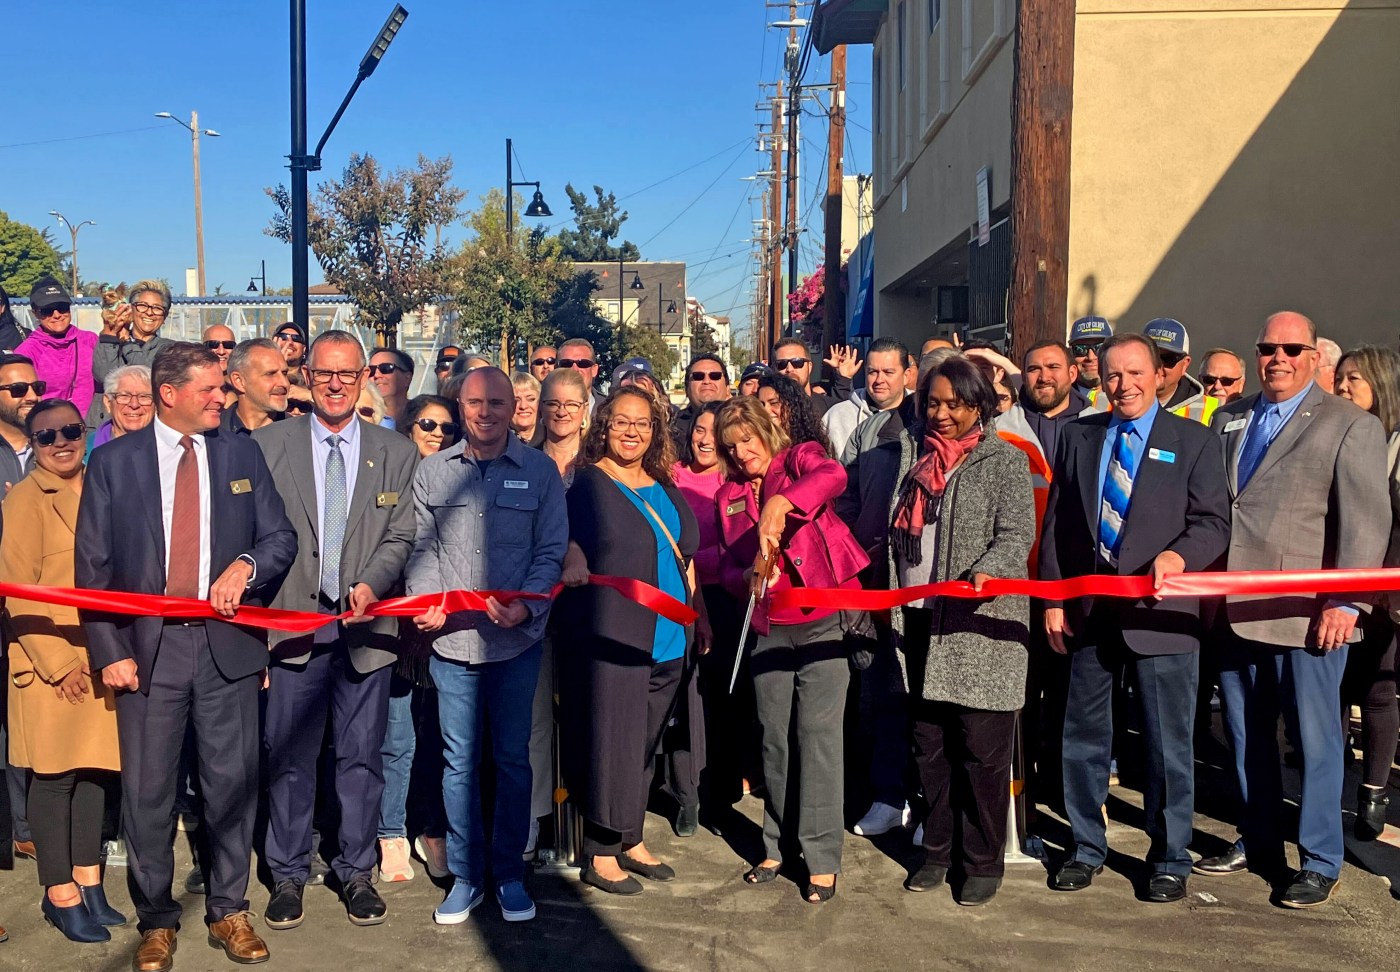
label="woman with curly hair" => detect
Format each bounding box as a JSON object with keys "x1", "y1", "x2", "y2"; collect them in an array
[
  {"x1": 755, "y1": 372, "x2": 832, "y2": 456},
  {"x1": 557, "y1": 387, "x2": 711, "y2": 895}
]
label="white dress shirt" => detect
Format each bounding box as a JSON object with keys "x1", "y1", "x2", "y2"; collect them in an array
[
  {"x1": 309, "y1": 415, "x2": 363, "y2": 643},
  {"x1": 153, "y1": 417, "x2": 212, "y2": 599}
]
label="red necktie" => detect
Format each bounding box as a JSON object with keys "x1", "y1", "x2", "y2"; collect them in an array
[{"x1": 166, "y1": 435, "x2": 201, "y2": 599}]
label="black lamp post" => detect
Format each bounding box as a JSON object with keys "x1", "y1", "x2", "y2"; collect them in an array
[
  {"x1": 656, "y1": 293, "x2": 677, "y2": 337},
  {"x1": 504, "y1": 138, "x2": 552, "y2": 250},
  {"x1": 247, "y1": 260, "x2": 267, "y2": 296},
  {"x1": 617, "y1": 259, "x2": 644, "y2": 330},
  {"x1": 289, "y1": 2, "x2": 408, "y2": 343}
]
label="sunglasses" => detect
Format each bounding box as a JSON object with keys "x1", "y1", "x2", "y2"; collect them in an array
[
  {"x1": 285, "y1": 399, "x2": 313, "y2": 414},
  {"x1": 531, "y1": 357, "x2": 557, "y2": 367},
  {"x1": 357, "y1": 406, "x2": 378, "y2": 420},
  {"x1": 1070, "y1": 343, "x2": 1102, "y2": 358},
  {"x1": 1256, "y1": 342, "x2": 1315, "y2": 358},
  {"x1": 557, "y1": 358, "x2": 595, "y2": 370},
  {"x1": 368, "y1": 362, "x2": 407, "y2": 376},
  {"x1": 38, "y1": 304, "x2": 71, "y2": 318},
  {"x1": 204, "y1": 340, "x2": 237, "y2": 351},
  {"x1": 31, "y1": 423, "x2": 87, "y2": 447},
  {"x1": 1158, "y1": 350, "x2": 1186, "y2": 368},
  {"x1": 1200, "y1": 374, "x2": 1240, "y2": 388},
  {"x1": 413, "y1": 418, "x2": 460, "y2": 437},
  {"x1": 774, "y1": 358, "x2": 809, "y2": 371},
  {"x1": 0, "y1": 380, "x2": 46, "y2": 398},
  {"x1": 689, "y1": 370, "x2": 725, "y2": 382},
  {"x1": 435, "y1": 358, "x2": 459, "y2": 371},
  {"x1": 274, "y1": 331, "x2": 304, "y2": 343}
]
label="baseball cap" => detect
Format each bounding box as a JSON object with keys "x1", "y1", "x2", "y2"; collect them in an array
[
  {"x1": 435, "y1": 345, "x2": 464, "y2": 370},
  {"x1": 740, "y1": 362, "x2": 772, "y2": 383},
  {"x1": 273, "y1": 322, "x2": 307, "y2": 343},
  {"x1": 611, "y1": 357, "x2": 653, "y2": 386},
  {"x1": 1142, "y1": 318, "x2": 1189, "y2": 356},
  {"x1": 29, "y1": 276, "x2": 71, "y2": 313},
  {"x1": 1068, "y1": 316, "x2": 1113, "y2": 344}
]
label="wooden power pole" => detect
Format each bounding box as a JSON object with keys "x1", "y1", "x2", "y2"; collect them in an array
[
  {"x1": 1008, "y1": 0, "x2": 1077, "y2": 362},
  {"x1": 820, "y1": 45, "x2": 847, "y2": 354},
  {"x1": 768, "y1": 83, "x2": 785, "y2": 358}
]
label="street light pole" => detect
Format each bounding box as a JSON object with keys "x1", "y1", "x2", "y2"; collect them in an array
[
  {"x1": 156, "y1": 111, "x2": 220, "y2": 296},
  {"x1": 48, "y1": 211, "x2": 95, "y2": 295},
  {"x1": 503, "y1": 138, "x2": 552, "y2": 367}
]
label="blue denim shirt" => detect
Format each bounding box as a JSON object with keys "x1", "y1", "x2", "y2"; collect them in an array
[{"x1": 405, "y1": 435, "x2": 568, "y2": 663}]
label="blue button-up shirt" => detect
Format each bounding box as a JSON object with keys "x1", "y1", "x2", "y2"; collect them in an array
[
  {"x1": 1243, "y1": 380, "x2": 1313, "y2": 444},
  {"x1": 1096, "y1": 400, "x2": 1160, "y2": 519}
]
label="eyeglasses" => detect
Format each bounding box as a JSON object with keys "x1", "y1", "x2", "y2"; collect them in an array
[
  {"x1": 607, "y1": 417, "x2": 655, "y2": 433},
  {"x1": 357, "y1": 407, "x2": 378, "y2": 420},
  {"x1": 413, "y1": 418, "x2": 460, "y2": 437},
  {"x1": 131, "y1": 301, "x2": 167, "y2": 316},
  {"x1": 541, "y1": 399, "x2": 585, "y2": 415},
  {"x1": 557, "y1": 358, "x2": 595, "y2": 370},
  {"x1": 368, "y1": 362, "x2": 407, "y2": 376},
  {"x1": 1256, "y1": 343, "x2": 1315, "y2": 358},
  {"x1": 285, "y1": 399, "x2": 313, "y2": 414},
  {"x1": 1070, "y1": 343, "x2": 1102, "y2": 358},
  {"x1": 37, "y1": 304, "x2": 71, "y2": 318},
  {"x1": 203, "y1": 340, "x2": 237, "y2": 351},
  {"x1": 1158, "y1": 351, "x2": 1186, "y2": 368},
  {"x1": 111, "y1": 391, "x2": 154, "y2": 406},
  {"x1": 531, "y1": 356, "x2": 557, "y2": 367},
  {"x1": 31, "y1": 423, "x2": 87, "y2": 447},
  {"x1": 274, "y1": 331, "x2": 304, "y2": 343},
  {"x1": 774, "y1": 358, "x2": 809, "y2": 371},
  {"x1": 307, "y1": 368, "x2": 364, "y2": 385},
  {"x1": 689, "y1": 370, "x2": 724, "y2": 382},
  {"x1": 0, "y1": 380, "x2": 46, "y2": 398},
  {"x1": 1200, "y1": 374, "x2": 1240, "y2": 388}
]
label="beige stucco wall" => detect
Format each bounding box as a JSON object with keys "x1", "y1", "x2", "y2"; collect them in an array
[{"x1": 1069, "y1": 0, "x2": 1400, "y2": 357}]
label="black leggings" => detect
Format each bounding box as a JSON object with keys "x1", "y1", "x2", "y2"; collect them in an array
[
  {"x1": 1341, "y1": 615, "x2": 1399, "y2": 789},
  {"x1": 29, "y1": 770, "x2": 109, "y2": 887}
]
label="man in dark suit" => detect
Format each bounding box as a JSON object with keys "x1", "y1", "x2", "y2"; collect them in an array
[
  {"x1": 253, "y1": 330, "x2": 418, "y2": 930},
  {"x1": 76, "y1": 342, "x2": 296, "y2": 971},
  {"x1": 1039, "y1": 333, "x2": 1230, "y2": 903}
]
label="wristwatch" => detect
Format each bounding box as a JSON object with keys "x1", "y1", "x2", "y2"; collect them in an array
[{"x1": 235, "y1": 554, "x2": 258, "y2": 586}]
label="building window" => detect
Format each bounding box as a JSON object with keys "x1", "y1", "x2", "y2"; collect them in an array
[
  {"x1": 928, "y1": 0, "x2": 940, "y2": 31},
  {"x1": 897, "y1": 2, "x2": 907, "y2": 90}
]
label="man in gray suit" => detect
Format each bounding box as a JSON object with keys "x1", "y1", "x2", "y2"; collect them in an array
[
  {"x1": 253, "y1": 330, "x2": 419, "y2": 930},
  {"x1": 1202, "y1": 311, "x2": 1389, "y2": 908}
]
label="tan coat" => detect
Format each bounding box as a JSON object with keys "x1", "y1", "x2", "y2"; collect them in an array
[{"x1": 4, "y1": 465, "x2": 120, "y2": 773}]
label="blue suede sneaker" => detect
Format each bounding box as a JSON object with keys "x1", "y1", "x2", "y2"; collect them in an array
[
  {"x1": 433, "y1": 881, "x2": 485, "y2": 925},
  {"x1": 497, "y1": 881, "x2": 536, "y2": 922}
]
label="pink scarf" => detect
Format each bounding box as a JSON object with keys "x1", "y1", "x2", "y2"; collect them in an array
[{"x1": 891, "y1": 426, "x2": 983, "y2": 565}]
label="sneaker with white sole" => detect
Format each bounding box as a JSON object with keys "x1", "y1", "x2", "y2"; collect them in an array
[
  {"x1": 497, "y1": 881, "x2": 536, "y2": 922},
  {"x1": 415, "y1": 834, "x2": 449, "y2": 879},
  {"x1": 378, "y1": 836, "x2": 415, "y2": 883},
  {"x1": 853, "y1": 802, "x2": 908, "y2": 837},
  {"x1": 523, "y1": 818, "x2": 539, "y2": 861},
  {"x1": 434, "y1": 880, "x2": 484, "y2": 924}
]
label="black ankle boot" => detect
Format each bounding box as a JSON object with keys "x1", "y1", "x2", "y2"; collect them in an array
[{"x1": 1355, "y1": 785, "x2": 1389, "y2": 842}]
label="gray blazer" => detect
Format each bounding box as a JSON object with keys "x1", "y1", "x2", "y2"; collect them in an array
[
  {"x1": 254, "y1": 415, "x2": 419, "y2": 672},
  {"x1": 1210, "y1": 384, "x2": 1390, "y2": 648}
]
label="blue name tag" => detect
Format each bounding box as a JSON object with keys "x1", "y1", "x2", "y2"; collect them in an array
[{"x1": 1147, "y1": 448, "x2": 1176, "y2": 463}]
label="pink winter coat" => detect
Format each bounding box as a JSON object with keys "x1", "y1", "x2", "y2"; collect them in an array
[{"x1": 15, "y1": 325, "x2": 99, "y2": 418}]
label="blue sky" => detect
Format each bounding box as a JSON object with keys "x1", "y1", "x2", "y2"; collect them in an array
[{"x1": 3, "y1": 1, "x2": 871, "y2": 341}]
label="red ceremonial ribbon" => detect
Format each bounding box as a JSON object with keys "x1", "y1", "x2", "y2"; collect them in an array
[
  {"x1": 769, "y1": 568, "x2": 1400, "y2": 613},
  {"x1": 0, "y1": 573, "x2": 698, "y2": 634}
]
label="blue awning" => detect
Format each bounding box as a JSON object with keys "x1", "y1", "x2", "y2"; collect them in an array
[{"x1": 847, "y1": 234, "x2": 874, "y2": 339}]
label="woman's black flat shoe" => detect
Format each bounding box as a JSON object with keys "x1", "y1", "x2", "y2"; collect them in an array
[
  {"x1": 619, "y1": 855, "x2": 675, "y2": 882},
  {"x1": 804, "y1": 878, "x2": 837, "y2": 904},
  {"x1": 580, "y1": 867, "x2": 644, "y2": 896},
  {"x1": 743, "y1": 863, "x2": 780, "y2": 885}
]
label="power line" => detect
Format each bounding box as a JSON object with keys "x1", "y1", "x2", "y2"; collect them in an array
[
  {"x1": 637, "y1": 140, "x2": 751, "y2": 250},
  {"x1": 0, "y1": 124, "x2": 169, "y2": 150}
]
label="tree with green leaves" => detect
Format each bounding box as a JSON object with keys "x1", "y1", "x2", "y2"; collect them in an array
[
  {"x1": 265, "y1": 153, "x2": 465, "y2": 347},
  {"x1": 0, "y1": 212, "x2": 64, "y2": 296},
  {"x1": 555, "y1": 184, "x2": 640, "y2": 263}
]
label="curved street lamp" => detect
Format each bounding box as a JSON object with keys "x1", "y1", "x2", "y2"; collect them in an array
[
  {"x1": 156, "y1": 111, "x2": 221, "y2": 296},
  {"x1": 48, "y1": 211, "x2": 95, "y2": 295}
]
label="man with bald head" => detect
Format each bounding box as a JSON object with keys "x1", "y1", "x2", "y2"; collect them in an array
[
  {"x1": 1203, "y1": 311, "x2": 1390, "y2": 908},
  {"x1": 203, "y1": 324, "x2": 237, "y2": 373}
]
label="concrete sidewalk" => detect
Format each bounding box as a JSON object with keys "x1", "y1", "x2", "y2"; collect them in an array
[{"x1": 1, "y1": 785, "x2": 1397, "y2": 972}]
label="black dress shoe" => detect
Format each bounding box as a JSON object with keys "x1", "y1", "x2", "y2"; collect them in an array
[
  {"x1": 580, "y1": 867, "x2": 643, "y2": 896},
  {"x1": 184, "y1": 866, "x2": 207, "y2": 896},
  {"x1": 264, "y1": 879, "x2": 305, "y2": 930},
  {"x1": 904, "y1": 860, "x2": 948, "y2": 892},
  {"x1": 956, "y1": 875, "x2": 1001, "y2": 906},
  {"x1": 343, "y1": 875, "x2": 388, "y2": 925},
  {"x1": 1279, "y1": 869, "x2": 1340, "y2": 909},
  {"x1": 1192, "y1": 846, "x2": 1247, "y2": 875},
  {"x1": 1146, "y1": 873, "x2": 1187, "y2": 903},
  {"x1": 1355, "y1": 786, "x2": 1390, "y2": 842},
  {"x1": 674, "y1": 804, "x2": 699, "y2": 838},
  {"x1": 1051, "y1": 861, "x2": 1103, "y2": 891},
  {"x1": 619, "y1": 854, "x2": 676, "y2": 882}
]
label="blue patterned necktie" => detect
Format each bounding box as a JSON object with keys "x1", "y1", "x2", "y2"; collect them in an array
[
  {"x1": 1237, "y1": 403, "x2": 1279, "y2": 489},
  {"x1": 1097, "y1": 421, "x2": 1137, "y2": 567},
  {"x1": 321, "y1": 433, "x2": 347, "y2": 601}
]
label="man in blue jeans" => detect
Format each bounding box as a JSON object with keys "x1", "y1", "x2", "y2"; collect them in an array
[{"x1": 406, "y1": 367, "x2": 567, "y2": 924}]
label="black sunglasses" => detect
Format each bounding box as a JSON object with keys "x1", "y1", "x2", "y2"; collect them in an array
[
  {"x1": 37, "y1": 304, "x2": 71, "y2": 317},
  {"x1": 204, "y1": 340, "x2": 237, "y2": 351},
  {"x1": 285, "y1": 399, "x2": 313, "y2": 414},
  {"x1": 531, "y1": 356, "x2": 557, "y2": 367},
  {"x1": 1070, "y1": 343, "x2": 1102, "y2": 358},
  {"x1": 1256, "y1": 342, "x2": 1315, "y2": 358},
  {"x1": 369, "y1": 362, "x2": 407, "y2": 376},
  {"x1": 274, "y1": 331, "x2": 304, "y2": 343},
  {"x1": 557, "y1": 358, "x2": 595, "y2": 370},
  {"x1": 689, "y1": 370, "x2": 725, "y2": 382},
  {"x1": 1158, "y1": 350, "x2": 1186, "y2": 368},
  {"x1": 1200, "y1": 374, "x2": 1240, "y2": 388},
  {"x1": 414, "y1": 418, "x2": 460, "y2": 437},
  {"x1": 31, "y1": 423, "x2": 87, "y2": 447},
  {"x1": 774, "y1": 358, "x2": 809, "y2": 371},
  {"x1": 435, "y1": 357, "x2": 459, "y2": 371},
  {"x1": 0, "y1": 380, "x2": 46, "y2": 398}
]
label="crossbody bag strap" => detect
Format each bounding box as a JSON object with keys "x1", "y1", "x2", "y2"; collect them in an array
[{"x1": 598, "y1": 468, "x2": 687, "y2": 572}]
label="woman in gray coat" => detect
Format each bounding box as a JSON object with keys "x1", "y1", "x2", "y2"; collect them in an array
[{"x1": 888, "y1": 355, "x2": 1034, "y2": 906}]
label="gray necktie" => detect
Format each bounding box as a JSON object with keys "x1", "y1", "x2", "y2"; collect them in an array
[{"x1": 321, "y1": 433, "x2": 347, "y2": 601}]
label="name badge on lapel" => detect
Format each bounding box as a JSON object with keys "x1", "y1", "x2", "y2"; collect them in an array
[
  {"x1": 504, "y1": 480, "x2": 529, "y2": 489},
  {"x1": 376, "y1": 492, "x2": 399, "y2": 508},
  {"x1": 724, "y1": 500, "x2": 746, "y2": 517},
  {"x1": 1223, "y1": 418, "x2": 1247, "y2": 433},
  {"x1": 230, "y1": 479, "x2": 252, "y2": 494},
  {"x1": 1147, "y1": 448, "x2": 1176, "y2": 464}
]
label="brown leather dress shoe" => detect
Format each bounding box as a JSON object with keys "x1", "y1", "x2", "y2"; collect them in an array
[
  {"x1": 208, "y1": 911, "x2": 270, "y2": 965},
  {"x1": 13, "y1": 840, "x2": 36, "y2": 861},
  {"x1": 132, "y1": 928, "x2": 178, "y2": 972}
]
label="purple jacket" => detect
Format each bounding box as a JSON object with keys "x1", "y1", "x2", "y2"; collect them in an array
[
  {"x1": 716, "y1": 440, "x2": 868, "y2": 633},
  {"x1": 15, "y1": 325, "x2": 99, "y2": 417}
]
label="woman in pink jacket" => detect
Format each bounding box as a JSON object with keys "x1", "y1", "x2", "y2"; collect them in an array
[
  {"x1": 15, "y1": 278, "x2": 98, "y2": 418},
  {"x1": 714, "y1": 396, "x2": 867, "y2": 903}
]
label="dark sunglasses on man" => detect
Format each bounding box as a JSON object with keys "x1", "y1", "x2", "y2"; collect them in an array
[
  {"x1": 1256, "y1": 342, "x2": 1315, "y2": 358},
  {"x1": 435, "y1": 357, "x2": 459, "y2": 373},
  {"x1": 531, "y1": 356, "x2": 557, "y2": 368},
  {"x1": 274, "y1": 330, "x2": 305, "y2": 344},
  {"x1": 557, "y1": 358, "x2": 594, "y2": 370},
  {"x1": 1200, "y1": 374, "x2": 1241, "y2": 388},
  {"x1": 285, "y1": 399, "x2": 314, "y2": 415},
  {"x1": 689, "y1": 370, "x2": 724, "y2": 382},
  {"x1": 1070, "y1": 343, "x2": 1102, "y2": 358},
  {"x1": 31, "y1": 423, "x2": 87, "y2": 447},
  {"x1": 0, "y1": 380, "x2": 47, "y2": 398},
  {"x1": 774, "y1": 357, "x2": 809, "y2": 371},
  {"x1": 1158, "y1": 350, "x2": 1186, "y2": 368},
  {"x1": 413, "y1": 418, "x2": 460, "y2": 437},
  {"x1": 368, "y1": 362, "x2": 407, "y2": 376},
  {"x1": 204, "y1": 340, "x2": 237, "y2": 351}
]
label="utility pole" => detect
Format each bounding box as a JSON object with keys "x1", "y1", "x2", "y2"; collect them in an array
[
  {"x1": 1008, "y1": 0, "x2": 1077, "y2": 361},
  {"x1": 290, "y1": 0, "x2": 310, "y2": 333},
  {"x1": 820, "y1": 45, "x2": 847, "y2": 353},
  {"x1": 191, "y1": 110, "x2": 207, "y2": 297},
  {"x1": 784, "y1": 3, "x2": 800, "y2": 321},
  {"x1": 768, "y1": 84, "x2": 785, "y2": 357}
]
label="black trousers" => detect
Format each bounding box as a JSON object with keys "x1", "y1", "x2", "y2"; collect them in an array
[
  {"x1": 29, "y1": 770, "x2": 109, "y2": 887},
  {"x1": 116, "y1": 625, "x2": 260, "y2": 931},
  {"x1": 695, "y1": 584, "x2": 757, "y2": 812},
  {"x1": 1341, "y1": 610, "x2": 1399, "y2": 789}
]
